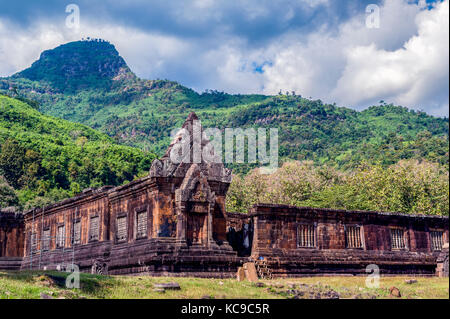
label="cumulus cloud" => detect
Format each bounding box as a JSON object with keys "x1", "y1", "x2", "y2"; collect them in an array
[
  {"x1": 0, "y1": 0, "x2": 447, "y2": 116},
  {"x1": 331, "y1": 0, "x2": 449, "y2": 116},
  {"x1": 261, "y1": 0, "x2": 449, "y2": 116},
  {"x1": 0, "y1": 21, "x2": 66, "y2": 77}
]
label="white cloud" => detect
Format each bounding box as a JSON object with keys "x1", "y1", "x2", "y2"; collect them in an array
[
  {"x1": 260, "y1": 0, "x2": 449, "y2": 116},
  {"x1": 332, "y1": 0, "x2": 449, "y2": 116},
  {"x1": 0, "y1": 21, "x2": 66, "y2": 77}
]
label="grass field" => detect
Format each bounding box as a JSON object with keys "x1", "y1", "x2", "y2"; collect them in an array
[{"x1": 0, "y1": 271, "x2": 448, "y2": 299}]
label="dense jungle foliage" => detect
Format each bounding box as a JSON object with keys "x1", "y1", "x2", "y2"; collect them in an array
[{"x1": 0, "y1": 94, "x2": 156, "y2": 209}]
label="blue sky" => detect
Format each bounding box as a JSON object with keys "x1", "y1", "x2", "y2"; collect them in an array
[{"x1": 0, "y1": 0, "x2": 448, "y2": 116}]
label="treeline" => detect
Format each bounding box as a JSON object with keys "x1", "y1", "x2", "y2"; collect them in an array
[
  {"x1": 226, "y1": 159, "x2": 449, "y2": 216},
  {"x1": 220, "y1": 97, "x2": 449, "y2": 169}
]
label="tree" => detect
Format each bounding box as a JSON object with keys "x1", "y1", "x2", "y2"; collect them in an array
[
  {"x1": 226, "y1": 160, "x2": 449, "y2": 216},
  {"x1": 0, "y1": 175, "x2": 19, "y2": 208},
  {"x1": 0, "y1": 139, "x2": 26, "y2": 189}
]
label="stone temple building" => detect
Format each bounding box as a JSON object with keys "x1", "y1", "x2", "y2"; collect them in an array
[{"x1": 0, "y1": 113, "x2": 448, "y2": 277}]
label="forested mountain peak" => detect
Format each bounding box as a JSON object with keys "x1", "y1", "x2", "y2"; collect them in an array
[{"x1": 11, "y1": 39, "x2": 134, "y2": 93}]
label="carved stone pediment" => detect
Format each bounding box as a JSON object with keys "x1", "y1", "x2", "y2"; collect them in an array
[
  {"x1": 148, "y1": 112, "x2": 232, "y2": 184},
  {"x1": 149, "y1": 158, "x2": 184, "y2": 178},
  {"x1": 175, "y1": 164, "x2": 215, "y2": 204}
]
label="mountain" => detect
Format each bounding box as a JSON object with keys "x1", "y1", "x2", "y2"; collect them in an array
[
  {"x1": 13, "y1": 39, "x2": 133, "y2": 93},
  {"x1": 0, "y1": 93, "x2": 156, "y2": 209},
  {"x1": 1, "y1": 40, "x2": 448, "y2": 173}
]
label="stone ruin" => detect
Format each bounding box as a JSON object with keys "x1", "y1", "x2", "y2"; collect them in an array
[{"x1": 0, "y1": 112, "x2": 448, "y2": 278}]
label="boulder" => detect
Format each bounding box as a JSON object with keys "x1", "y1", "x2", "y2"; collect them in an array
[
  {"x1": 243, "y1": 262, "x2": 258, "y2": 282},
  {"x1": 389, "y1": 286, "x2": 401, "y2": 298},
  {"x1": 236, "y1": 267, "x2": 245, "y2": 281}
]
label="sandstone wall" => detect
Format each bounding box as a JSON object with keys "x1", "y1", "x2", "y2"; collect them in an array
[
  {"x1": 0, "y1": 211, "x2": 24, "y2": 258},
  {"x1": 249, "y1": 204, "x2": 448, "y2": 276}
]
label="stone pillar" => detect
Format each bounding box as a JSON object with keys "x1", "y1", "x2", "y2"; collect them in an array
[
  {"x1": 175, "y1": 202, "x2": 187, "y2": 245},
  {"x1": 207, "y1": 203, "x2": 219, "y2": 249},
  {"x1": 207, "y1": 205, "x2": 212, "y2": 248},
  {"x1": 251, "y1": 216, "x2": 259, "y2": 258}
]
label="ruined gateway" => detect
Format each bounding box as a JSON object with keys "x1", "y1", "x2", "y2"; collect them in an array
[{"x1": 0, "y1": 113, "x2": 448, "y2": 277}]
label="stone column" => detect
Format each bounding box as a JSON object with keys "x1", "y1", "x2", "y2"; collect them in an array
[
  {"x1": 207, "y1": 206, "x2": 213, "y2": 248},
  {"x1": 175, "y1": 202, "x2": 187, "y2": 245},
  {"x1": 207, "y1": 203, "x2": 220, "y2": 250}
]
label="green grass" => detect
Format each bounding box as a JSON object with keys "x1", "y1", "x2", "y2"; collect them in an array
[{"x1": 0, "y1": 271, "x2": 448, "y2": 299}]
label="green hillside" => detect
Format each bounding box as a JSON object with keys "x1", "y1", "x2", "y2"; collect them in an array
[
  {"x1": 0, "y1": 94, "x2": 156, "y2": 209},
  {"x1": 0, "y1": 39, "x2": 448, "y2": 173}
]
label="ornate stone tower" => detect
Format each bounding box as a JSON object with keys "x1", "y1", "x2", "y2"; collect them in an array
[{"x1": 149, "y1": 112, "x2": 234, "y2": 253}]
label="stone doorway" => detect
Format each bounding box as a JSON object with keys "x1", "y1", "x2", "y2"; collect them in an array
[{"x1": 186, "y1": 212, "x2": 206, "y2": 246}]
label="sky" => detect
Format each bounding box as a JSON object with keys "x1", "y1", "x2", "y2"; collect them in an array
[{"x1": 0, "y1": 0, "x2": 448, "y2": 116}]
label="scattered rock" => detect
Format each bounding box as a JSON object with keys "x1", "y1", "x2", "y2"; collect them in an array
[
  {"x1": 389, "y1": 286, "x2": 401, "y2": 298},
  {"x1": 36, "y1": 275, "x2": 57, "y2": 287},
  {"x1": 405, "y1": 279, "x2": 418, "y2": 284},
  {"x1": 322, "y1": 290, "x2": 340, "y2": 299},
  {"x1": 287, "y1": 283, "x2": 296, "y2": 289},
  {"x1": 272, "y1": 283, "x2": 284, "y2": 288},
  {"x1": 243, "y1": 262, "x2": 258, "y2": 282},
  {"x1": 153, "y1": 288, "x2": 165, "y2": 293},
  {"x1": 40, "y1": 292, "x2": 53, "y2": 299},
  {"x1": 278, "y1": 285, "x2": 341, "y2": 300},
  {"x1": 153, "y1": 282, "x2": 181, "y2": 290},
  {"x1": 236, "y1": 267, "x2": 245, "y2": 282},
  {"x1": 218, "y1": 281, "x2": 224, "y2": 286},
  {"x1": 298, "y1": 283, "x2": 309, "y2": 289}
]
